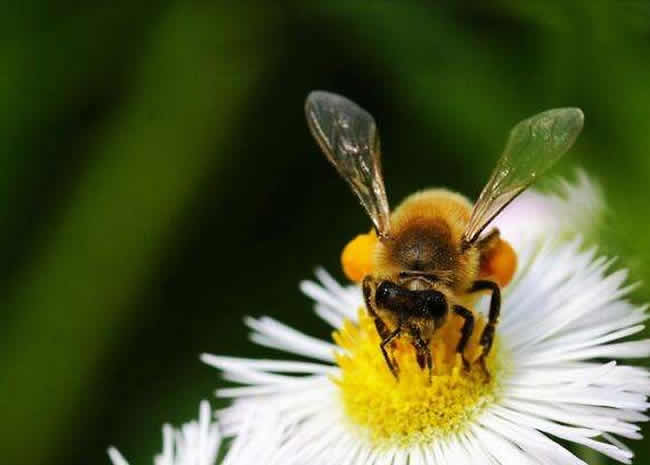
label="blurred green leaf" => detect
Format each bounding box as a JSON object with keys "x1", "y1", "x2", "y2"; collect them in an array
[{"x1": 0, "y1": 2, "x2": 271, "y2": 464}]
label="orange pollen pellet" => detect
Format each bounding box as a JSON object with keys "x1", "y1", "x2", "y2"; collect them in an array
[
  {"x1": 480, "y1": 239, "x2": 517, "y2": 288},
  {"x1": 341, "y1": 232, "x2": 378, "y2": 282}
]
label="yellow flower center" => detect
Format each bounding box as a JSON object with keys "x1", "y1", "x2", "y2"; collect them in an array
[{"x1": 333, "y1": 309, "x2": 503, "y2": 447}]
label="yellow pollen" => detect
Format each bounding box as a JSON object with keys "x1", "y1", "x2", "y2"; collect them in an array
[{"x1": 333, "y1": 309, "x2": 503, "y2": 447}]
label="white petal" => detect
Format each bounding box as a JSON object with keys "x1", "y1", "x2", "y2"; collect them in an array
[
  {"x1": 107, "y1": 447, "x2": 130, "y2": 465},
  {"x1": 201, "y1": 353, "x2": 335, "y2": 374},
  {"x1": 245, "y1": 316, "x2": 338, "y2": 361}
]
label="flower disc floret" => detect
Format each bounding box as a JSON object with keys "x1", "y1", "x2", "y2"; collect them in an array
[{"x1": 335, "y1": 310, "x2": 502, "y2": 446}]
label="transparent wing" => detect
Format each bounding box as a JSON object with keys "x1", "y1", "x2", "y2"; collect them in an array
[
  {"x1": 305, "y1": 91, "x2": 391, "y2": 236},
  {"x1": 463, "y1": 107, "x2": 584, "y2": 244}
]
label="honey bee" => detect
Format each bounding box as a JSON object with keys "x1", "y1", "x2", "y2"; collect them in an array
[{"x1": 305, "y1": 91, "x2": 584, "y2": 379}]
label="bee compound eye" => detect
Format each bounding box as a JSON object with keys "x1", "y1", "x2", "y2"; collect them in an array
[{"x1": 375, "y1": 281, "x2": 394, "y2": 306}]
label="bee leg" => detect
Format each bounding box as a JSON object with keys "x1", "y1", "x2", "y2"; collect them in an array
[
  {"x1": 362, "y1": 276, "x2": 402, "y2": 379},
  {"x1": 374, "y1": 315, "x2": 401, "y2": 378},
  {"x1": 470, "y1": 280, "x2": 501, "y2": 376},
  {"x1": 415, "y1": 348, "x2": 426, "y2": 371},
  {"x1": 409, "y1": 326, "x2": 432, "y2": 382},
  {"x1": 379, "y1": 327, "x2": 401, "y2": 379},
  {"x1": 452, "y1": 305, "x2": 474, "y2": 371},
  {"x1": 479, "y1": 326, "x2": 495, "y2": 380},
  {"x1": 425, "y1": 341, "x2": 433, "y2": 383},
  {"x1": 362, "y1": 276, "x2": 373, "y2": 308},
  {"x1": 362, "y1": 276, "x2": 382, "y2": 319},
  {"x1": 372, "y1": 314, "x2": 391, "y2": 339}
]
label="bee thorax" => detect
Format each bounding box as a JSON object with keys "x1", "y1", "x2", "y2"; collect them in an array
[{"x1": 384, "y1": 218, "x2": 459, "y2": 275}]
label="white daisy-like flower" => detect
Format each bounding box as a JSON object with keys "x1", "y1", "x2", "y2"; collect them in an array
[
  {"x1": 108, "y1": 400, "x2": 221, "y2": 465},
  {"x1": 202, "y1": 175, "x2": 650, "y2": 465},
  {"x1": 495, "y1": 170, "x2": 604, "y2": 249}
]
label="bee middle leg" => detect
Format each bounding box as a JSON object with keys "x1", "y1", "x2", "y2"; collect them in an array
[
  {"x1": 469, "y1": 280, "x2": 501, "y2": 376},
  {"x1": 452, "y1": 305, "x2": 474, "y2": 370}
]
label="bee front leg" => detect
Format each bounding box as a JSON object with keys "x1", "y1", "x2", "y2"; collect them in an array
[
  {"x1": 409, "y1": 325, "x2": 432, "y2": 382},
  {"x1": 363, "y1": 276, "x2": 401, "y2": 379},
  {"x1": 362, "y1": 276, "x2": 379, "y2": 317},
  {"x1": 452, "y1": 305, "x2": 474, "y2": 371},
  {"x1": 363, "y1": 275, "x2": 392, "y2": 340},
  {"x1": 469, "y1": 280, "x2": 501, "y2": 376},
  {"x1": 379, "y1": 327, "x2": 401, "y2": 379}
]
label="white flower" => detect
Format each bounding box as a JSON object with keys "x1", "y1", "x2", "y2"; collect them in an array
[
  {"x1": 203, "y1": 175, "x2": 650, "y2": 465},
  {"x1": 108, "y1": 401, "x2": 221, "y2": 465},
  {"x1": 493, "y1": 169, "x2": 604, "y2": 249}
]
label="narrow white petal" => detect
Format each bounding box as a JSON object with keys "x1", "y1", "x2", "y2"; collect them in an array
[
  {"x1": 315, "y1": 267, "x2": 363, "y2": 310},
  {"x1": 201, "y1": 353, "x2": 336, "y2": 374},
  {"x1": 526, "y1": 325, "x2": 646, "y2": 362},
  {"x1": 110, "y1": 401, "x2": 220, "y2": 465},
  {"x1": 107, "y1": 447, "x2": 130, "y2": 465},
  {"x1": 314, "y1": 302, "x2": 346, "y2": 328},
  {"x1": 471, "y1": 424, "x2": 541, "y2": 465},
  {"x1": 493, "y1": 406, "x2": 634, "y2": 463},
  {"x1": 521, "y1": 340, "x2": 650, "y2": 365},
  {"x1": 501, "y1": 398, "x2": 641, "y2": 439},
  {"x1": 216, "y1": 376, "x2": 328, "y2": 397},
  {"x1": 300, "y1": 280, "x2": 349, "y2": 315},
  {"x1": 479, "y1": 412, "x2": 587, "y2": 465},
  {"x1": 245, "y1": 316, "x2": 337, "y2": 361}
]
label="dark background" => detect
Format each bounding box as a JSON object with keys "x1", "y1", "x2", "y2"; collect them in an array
[{"x1": 2, "y1": 2, "x2": 650, "y2": 464}]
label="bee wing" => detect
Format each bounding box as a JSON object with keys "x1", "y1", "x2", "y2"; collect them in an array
[
  {"x1": 462, "y1": 108, "x2": 584, "y2": 244},
  {"x1": 305, "y1": 91, "x2": 391, "y2": 237}
]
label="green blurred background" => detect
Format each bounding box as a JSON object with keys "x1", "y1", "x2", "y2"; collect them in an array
[{"x1": 2, "y1": 2, "x2": 650, "y2": 464}]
